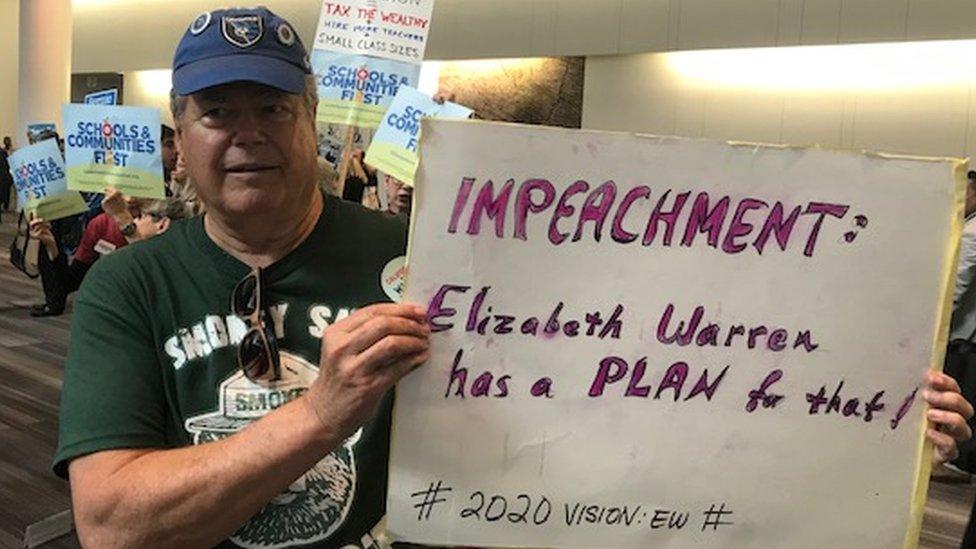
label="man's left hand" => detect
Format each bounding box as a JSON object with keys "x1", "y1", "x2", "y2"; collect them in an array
[{"x1": 925, "y1": 371, "x2": 974, "y2": 464}]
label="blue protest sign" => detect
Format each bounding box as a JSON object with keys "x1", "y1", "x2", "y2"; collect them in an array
[
  {"x1": 62, "y1": 103, "x2": 164, "y2": 199},
  {"x1": 311, "y1": 49, "x2": 420, "y2": 128},
  {"x1": 8, "y1": 139, "x2": 88, "y2": 221},
  {"x1": 365, "y1": 86, "x2": 472, "y2": 185},
  {"x1": 84, "y1": 89, "x2": 119, "y2": 105}
]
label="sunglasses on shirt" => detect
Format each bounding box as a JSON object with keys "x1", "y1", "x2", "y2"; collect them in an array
[{"x1": 231, "y1": 268, "x2": 281, "y2": 382}]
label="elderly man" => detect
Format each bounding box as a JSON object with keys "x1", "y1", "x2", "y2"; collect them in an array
[
  {"x1": 54, "y1": 6, "x2": 973, "y2": 549},
  {"x1": 54, "y1": 7, "x2": 428, "y2": 548}
]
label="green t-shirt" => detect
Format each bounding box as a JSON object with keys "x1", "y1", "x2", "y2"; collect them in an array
[{"x1": 54, "y1": 193, "x2": 409, "y2": 549}]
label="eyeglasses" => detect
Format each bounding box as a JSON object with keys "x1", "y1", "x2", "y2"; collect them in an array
[{"x1": 231, "y1": 267, "x2": 281, "y2": 382}]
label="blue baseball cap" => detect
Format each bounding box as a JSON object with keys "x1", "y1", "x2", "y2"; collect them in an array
[{"x1": 172, "y1": 7, "x2": 311, "y2": 95}]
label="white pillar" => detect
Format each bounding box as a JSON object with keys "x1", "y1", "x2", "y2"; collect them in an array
[
  {"x1": 17, "y1": 0, "x2": 71, "y2": 143},
  {"x1": 0, "y1": 0, "x2": 19, "y2": 146}
]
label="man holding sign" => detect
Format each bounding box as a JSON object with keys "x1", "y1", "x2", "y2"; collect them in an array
[
  {"x1": 53, "y1": 6, "x2": 969, "y2": 549},
  {"x1": 56, "y1": 8, "x2": 426, "y2": 549}
]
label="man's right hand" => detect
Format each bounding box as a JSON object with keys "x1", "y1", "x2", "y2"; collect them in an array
[
  {"x1": 101, "y1": 187, "x2": 129, "y2": 219},
  {"x1": 304, "y1": 303, "x2": 430, "y2": 440},
  {"x1": 28, "y1": 217, "x2": 56, "y2": 249}
]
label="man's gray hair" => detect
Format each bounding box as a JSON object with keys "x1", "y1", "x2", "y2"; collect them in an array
[{"x1": 169, "y1": 74, "x2": 319, "y2": 124}]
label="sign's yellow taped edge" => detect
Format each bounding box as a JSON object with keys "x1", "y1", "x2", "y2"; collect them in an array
[{"x1": 902, "y1": 157, "x2": 969, "y2": 549}]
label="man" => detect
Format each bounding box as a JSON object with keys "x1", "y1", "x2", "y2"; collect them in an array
[
  {"x1": 0, "y1": 135, "x2": 13, "y2": 211},
  {"x1": 381, "y1": 173, "x2": 412, "y2": 217},
  {"x1": 55, "y1": 8, "x2": 429, "y2": 548},
  {"x1": 944, "y1": 170, "x2": 976, "y2": 548},
  {"x1": 55, "y1": 7, "x2": 971, "y2": 549},
  {"x1": 342, "y1": 148, "x2": 376, "y2": 205},
  {"x1": 161, "y1": 124, "x2": 177, "y2": 190},
  {"x1": 951, "y1": 170, "x2": 976, "y2": 337}
]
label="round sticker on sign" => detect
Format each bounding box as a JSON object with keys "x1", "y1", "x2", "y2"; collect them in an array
[{"x1": 381, "y1": 256, "x2": 406, "y2": 303}]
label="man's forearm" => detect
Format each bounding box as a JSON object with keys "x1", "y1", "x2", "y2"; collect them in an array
[{"x1": 71, "y1": 394, "x2": 344, "y2": 548}]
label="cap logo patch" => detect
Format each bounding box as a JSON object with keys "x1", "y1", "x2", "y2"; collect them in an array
[
  {"x1": 189, "y1": 12, "x2": 211, "y2": 35},
  {"x1": 222, "y1": 15, "x2": 263, "y2": 48},
  {"x1": 276, "y1": 23, "x2": 296, "y2": 46}
]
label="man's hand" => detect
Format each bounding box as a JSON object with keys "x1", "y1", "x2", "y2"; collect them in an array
[
  {"x1": 29, "y1": 216, "x2": 59, "y2": 260},
  {"x1": 305, "y1": 303, "x2": 430, "y2": 440},
  {"x1": 351, "y1": 148, "x2": 375, "y2": 179},
  {"x1": 432, "y1": 90, "x2": 456, "y2": 105},
  {"x1": 924, "y1": 371, "x2": 974, "y2": 464},
  {"x1": 66, "y1": 306, "x2": 428, "y2": 548},
  {"x1": 28, "y1": 217, "x2": 55, "y2": 248},
  {"x1": 101, "y1": 187, "x2": 129, "y2": 218}
]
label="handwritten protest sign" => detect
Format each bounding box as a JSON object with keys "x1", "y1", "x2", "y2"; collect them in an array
[
  {"x1": 63, "y1": 104, "x2": 164, "y2": 199},
  {"x1": 388, "y1": 120, "x2": 963, "y2": 548},
  {"x1": 365, "y1": 86, "x2": 471, "y2": 184},
  {"x1": 313, "y1": 0, "x2": 434, "y2": 65},
  {"x1": 9, "y1": 139, "x2": 88, "y2": 221},
  {"x1": 312, "y1": 49, "x2": 419, "y2": 128}
]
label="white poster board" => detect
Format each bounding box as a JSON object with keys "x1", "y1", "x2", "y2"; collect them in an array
[
  {"x1": 388, "y1": 120, "x2": 964, "y2": 548},
  {"x1": 314, "y1": 0, "x2": 435, "y2": 65}
]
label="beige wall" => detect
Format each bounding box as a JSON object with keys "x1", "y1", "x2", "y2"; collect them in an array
[
  {"x1": 0, "y1": 0, "x2": 18, "y2": 145},
  {"x1": 73, "y1": 0, "x2": 976, "y2": 72},
  {"x1": 70, "y1": 0, "x2": 976, "y2": 162},
  {"x1": 582, "y1": 47, "x2": 976, "y2": 160},
  {"x1": 122, "y1": 70, "x2": 174, "y2": 127},
  {"x1": 73, "y1": 0, "x2": 317, "y2": 73}
]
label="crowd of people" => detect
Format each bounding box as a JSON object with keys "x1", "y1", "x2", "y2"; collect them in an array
[
  {"x1": 11, "y1": 124, "x2": 186, "y2": 316},
  {"x1": 8, "y1": 115, "x2": 415, "y2": 319},
  {"x1": 0, "y1": 5, "x2": 973, "y2": 549}
]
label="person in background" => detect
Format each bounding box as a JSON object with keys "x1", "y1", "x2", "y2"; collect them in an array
[
  {"x1": 167, "y1": 152, "x2": 205, "y2": 216},
  {"x1": 0, "y1": 137, "x2": 14, "y2": 213},
  {"x1": 28, "y1": 191, "x2": 187, "y2": 316},
  {"x1": 381, "y1": 173, "x2": 412, "y2": 217},
  {"x1": 341, "y1": 147, "x2": 376, "y2": 205},
  {"x1": 24, "y1": 130, "x2": 90, "y2": 315},
  {"x1": 161, "y1": 124, "x2": 177, "y2": 191},
  {"x1": 944, "y1": 170, "x2": 976, "y2": 548},
  {"x1": 99, "y1": 187, "x2": 186, "y2": 244},
  {"x1": 950, "y1": 170, "x2": 976, "y2": 335},
  {"x1": 317, "y1": 156, "x2": 339, "y2": 197}
]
